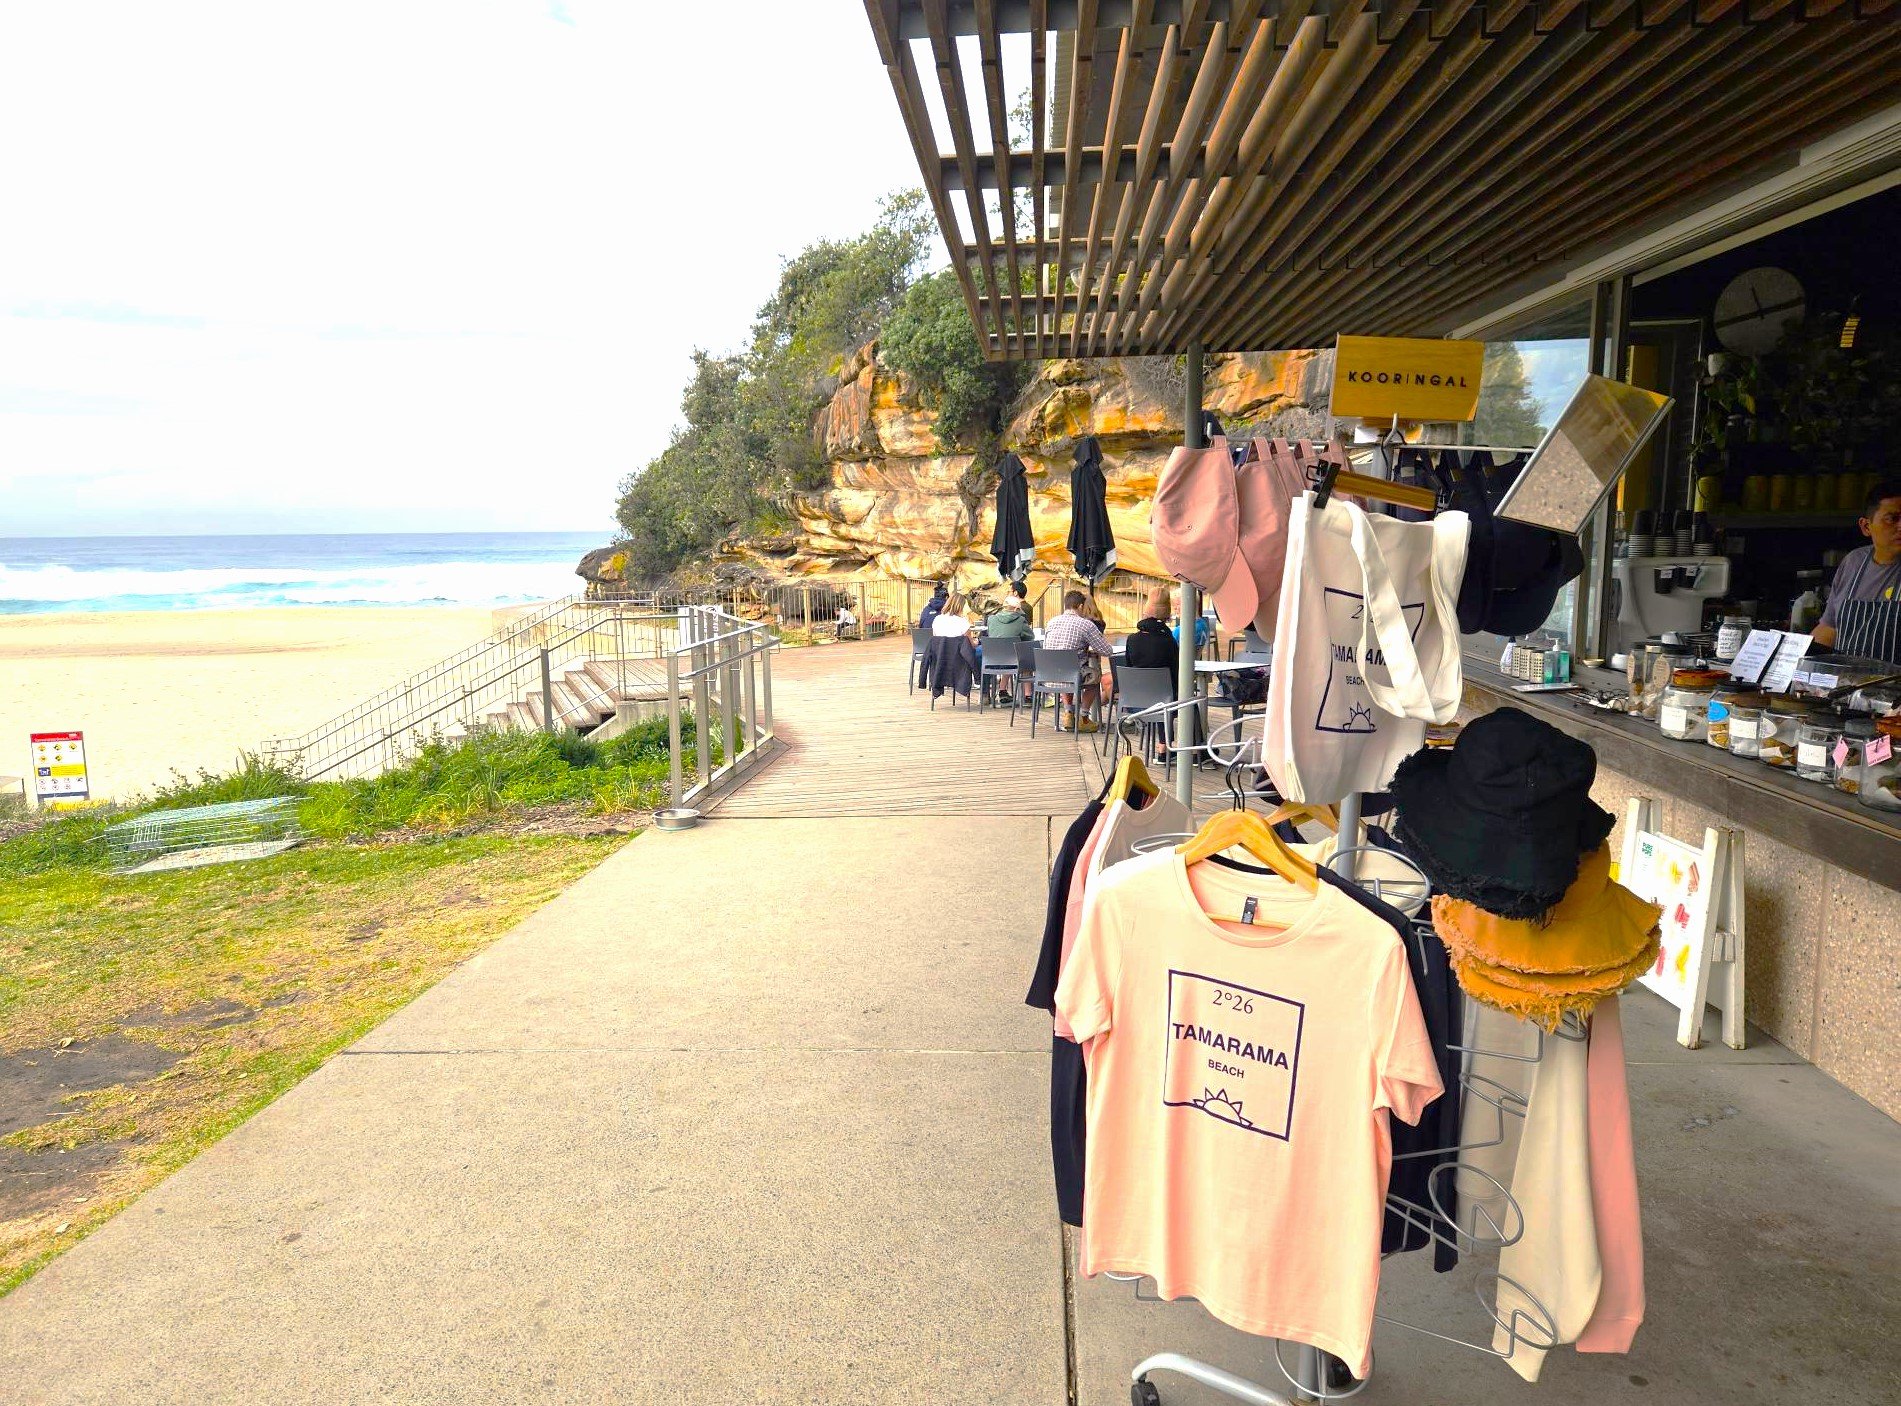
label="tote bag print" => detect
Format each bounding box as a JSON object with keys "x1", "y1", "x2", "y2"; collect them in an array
[
  {"x1": 1317, "y1": 589, "x2": 1425, "y2": 733},
  {"x1": 1266, "y1": 494, "x2": 1467, "y2": 802}
]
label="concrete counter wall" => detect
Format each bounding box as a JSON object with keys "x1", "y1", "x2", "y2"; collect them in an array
[
  {"x1": 1452, "y1": 666, "x2": 1900, "y2": 1121},
  {"x1": 1580, "y1": 758, "x2": 1901, "y2": 1121}
]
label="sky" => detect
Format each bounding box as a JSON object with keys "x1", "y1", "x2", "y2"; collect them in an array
[{"x1": 0, "y1": 2, "x2": 926, "y2": 537}]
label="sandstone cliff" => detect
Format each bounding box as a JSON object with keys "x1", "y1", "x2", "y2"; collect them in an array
[{"x1": 720, "y1": 344, "x2": 1334, "y2": 587}]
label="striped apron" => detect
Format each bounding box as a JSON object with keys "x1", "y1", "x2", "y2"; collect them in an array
[{"x1": 1832, "y1": 553, "x2": 1901, "y2": 665}]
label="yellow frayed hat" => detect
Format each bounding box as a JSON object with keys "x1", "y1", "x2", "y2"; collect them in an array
[
  {"x1": 1448, "y1": 936, "x2": 1661, "y2": 1030},
  {"x1": 1431, "y1": 845, "x2": 1663, "y2": 977}
]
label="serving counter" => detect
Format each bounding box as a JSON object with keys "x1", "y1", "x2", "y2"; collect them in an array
[{"x1": 1462, "y1": 663, "x2": 1900, "y2": 1118}]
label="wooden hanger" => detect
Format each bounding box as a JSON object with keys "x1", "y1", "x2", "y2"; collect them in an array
[
  {"x1": 1304, "y1": 436, "x2": 1440, "y2": 513},
  {"x1": 1176, "y1": 809, "x2": 1318, "y2": 894},
  {"x1": 1266, "y1": 801, "x2": 1338, "y2": 834},
  {"x1": 1108, "y1": 754, "x2": 1159, "y2": 806}
]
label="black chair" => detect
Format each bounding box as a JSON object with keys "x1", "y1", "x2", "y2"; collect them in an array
[
  {"x1": 979, "y1": 637, "x2": 1021, "y2": 713},
  {"x1": 922, "y1": 635, "x2": 977, "y2": 710},
  {"x1": 1009, "y1": 646, "x2": 1035, "y2": 728},
  {"x1": 1029, "y1": 646, "x2": 1086, "y2": 739},
  {"x1": 1204, "y1": 648, "x2": 1271, "y2": 740},
  {"x1": 1102, "y1": 665, "x2": 1177, "y2": 778},
  {"x1": 908, "y1": 627, "x2": 932, "y2": 693}
]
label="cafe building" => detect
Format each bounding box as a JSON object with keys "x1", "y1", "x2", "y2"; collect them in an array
[{"x1": 863, "y1": 2, "x2": 1901, "y2": 1118}]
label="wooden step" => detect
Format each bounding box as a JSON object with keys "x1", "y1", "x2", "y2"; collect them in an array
[
  {"x1": 507, "y1": 701, "x2": 538, "y2": 731},
  {"x1": 562, "y1": 670, "x2": 613, "y2": 721},
  {"x1": 549, "y1": 678, "x2": 593, "y2": 728},
  {"x1": 578, "y1": 660, "x2": 620, "y2": 698}
]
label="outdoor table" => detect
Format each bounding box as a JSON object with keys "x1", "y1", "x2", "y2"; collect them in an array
[{"x1": 1194, "y1": 659, "x2": 1264, "y2": 674}]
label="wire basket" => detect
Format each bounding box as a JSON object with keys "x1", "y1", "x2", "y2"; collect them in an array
[{"x1": 105, "y1": 796, "x2": 305, "y2": 874}]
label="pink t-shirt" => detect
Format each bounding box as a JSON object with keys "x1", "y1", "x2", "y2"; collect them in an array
[
  {"x1": 1576, "y1": 995, "x2": 1645, "y2": 1353},
  {"x1": 1053, "y1": 807, "x2": 1115, "y2": 1040},
  {"x1": 1056, "y1": 850, "x2": 1441, "y2": 1376}
]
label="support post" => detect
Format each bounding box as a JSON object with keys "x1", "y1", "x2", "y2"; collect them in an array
[
  {"x1": 740, "y1": 626, "x2": 758, "y2": 759},
  {"x1": 1176, "y1": 339, "x2": 1205, "y2": 809},
  {"x1": 540, "y1": 648, "x2": 554, "y2": 734},
  {"x1": 666, "y1": 651, "x2": 684, "y2": 808}
]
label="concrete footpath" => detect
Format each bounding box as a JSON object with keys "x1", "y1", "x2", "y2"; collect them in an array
[
  {"x1": 3, "y1": 641, "x2": 1898, "y2": 1403},
  {"x1": 0, "y1": 814, "x2": 1068, "y2": 1403}
]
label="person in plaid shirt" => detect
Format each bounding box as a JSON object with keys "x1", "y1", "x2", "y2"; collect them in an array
[{"x1": 1042, "y1": 590, "x2": 1116, "y2": 731}]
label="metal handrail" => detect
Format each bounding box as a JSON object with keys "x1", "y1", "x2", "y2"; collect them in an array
[
  {"x1": 264, "y1": 601, "x2": 669, "y2": 780},
  {"x1": 660, "y1": 604, "x2": 778, "y2": 814}
]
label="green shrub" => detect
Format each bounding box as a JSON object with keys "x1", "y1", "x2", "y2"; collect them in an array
[{"x1": 0, "y1": 719, "x2": 714, "y2": 877}]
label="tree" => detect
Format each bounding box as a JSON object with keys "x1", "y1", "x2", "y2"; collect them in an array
[
  {"x1": 879, "y1": 269, "x2": 1026, "y2": 452},
  {"x1": 1473, "y1": 341, "x2": 1546, "y2": 447},
  {"x1": 612, "y1": 192, "x2": 937, "y2": 580}
]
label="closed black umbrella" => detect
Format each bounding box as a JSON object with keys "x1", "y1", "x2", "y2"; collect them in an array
[
  {"x1": 1066, "y1": 435, "x2": 1117, "y2": 584},
  {"x1": 990, "y1": 451, "x2": 1036, "y2": 582}
]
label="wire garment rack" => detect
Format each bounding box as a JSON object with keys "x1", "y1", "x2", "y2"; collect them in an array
[{"x1": 1109, "y1": 718, "x2": 1574, "y2": 1405}]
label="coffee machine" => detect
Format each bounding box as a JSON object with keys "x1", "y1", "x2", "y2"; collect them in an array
[{"x1": 1610, "y1": 554, "x2": 1732, "y2": 657}]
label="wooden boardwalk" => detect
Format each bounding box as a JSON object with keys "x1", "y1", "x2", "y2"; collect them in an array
[
  {"x1": 710, "y1": 637, "x2": 1250, "y2": 822},
  {"x1": 710, "y1": 638, "x2": 1100, "y2": 818}
]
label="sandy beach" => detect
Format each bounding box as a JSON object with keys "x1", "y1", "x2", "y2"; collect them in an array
[{"x1": 0, "y1": 607, "x2": 501, "y2": 801}]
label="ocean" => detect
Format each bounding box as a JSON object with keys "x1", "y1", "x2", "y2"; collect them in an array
[{"x1": 0, "y1": 532, "x2": 606, "y2": 615}]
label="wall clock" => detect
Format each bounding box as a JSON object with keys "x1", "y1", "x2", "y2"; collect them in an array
[{"x1": 1713, "y1": 266, "x2": 1806, "y2": 355}]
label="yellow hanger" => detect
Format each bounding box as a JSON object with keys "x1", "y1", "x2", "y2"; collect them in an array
[
  {"x1": 1176, "y1": 809, "x2": 1318, "y2": 894},
  {"x1": 1108, "y1": 754, "x2": 1159, "y2": 806},
  {"x1": 1266, "y1": 800, "x2": 1338, "y2": 834}
]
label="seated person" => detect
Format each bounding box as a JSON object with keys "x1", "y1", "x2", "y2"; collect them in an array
[
  {"x1": 1041, "y1": 590, "x2": 1115, "y2": 732},
  {"x1": 836, "y1": 602, "x2": 859, "y2": 639},
  {"x1": 985, "y1": 593, "x2": 1033, "y2": 640},
  {"x1": 931, "y1": 591, "x2": 981, "y2": 674},
  {"x1": 918, "y1": 582, "x2": 949, "y2": 631},
  {"x1": 931, "y1": 591, "x2": 973, "y2": 639},
  {"x1": 1124, "y1": 587, "x2": 1179, "y2": 692},
  {"x1": 1173, "y1": 605, "x2": 1212, "y2": 655}
]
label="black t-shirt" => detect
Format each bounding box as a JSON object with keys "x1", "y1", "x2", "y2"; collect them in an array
[{"x1": 1027, "y1": 799, "x2": 1106, "y2": 1011}]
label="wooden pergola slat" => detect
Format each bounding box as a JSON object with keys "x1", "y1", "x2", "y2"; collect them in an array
[{"x1": 864, "y1": 0, "x2": 1901, "y2": 358}]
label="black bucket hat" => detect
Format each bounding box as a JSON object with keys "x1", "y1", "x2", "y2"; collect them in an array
[{"x1": 1388, "y1": 707, "x2": 1615, "y2": 920}]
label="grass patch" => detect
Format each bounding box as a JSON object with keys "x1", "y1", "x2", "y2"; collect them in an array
[
  {"x1": 0, "y1": 722, "x2": 723, "y2": 1295},
  {"x1": 0, "y1": 713, "x2": 724, "y2": 881},
  {"x1": 0, "y1": 829, "x2": 624, "y2": 1296}
]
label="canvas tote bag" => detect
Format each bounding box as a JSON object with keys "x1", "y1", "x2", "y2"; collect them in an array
[{"x1": 1263, "y1": 493, "x2": 1469, "y2": 803}]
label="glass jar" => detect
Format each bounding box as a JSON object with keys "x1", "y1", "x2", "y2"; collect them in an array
[
  {"x1": 1659, "y1": 669, "x2": 1725, "y2": 741},
  {"x1": 1706, "y1": 686, "x2": 1755, "y2": 750},
  {"x1": 1796, "y1": 712, "x2": 1847, "y2": 784},
  {"x1": 1759, "y1": 697, "x2": 1813, "y2": 769},
  {"x1": 1726, "y1": 696, "x2": 1768, "y2": 758},
  {"x1": 1835, "y1": 716, "x2": 1879, "y2": 797},
  {"x1": 1714, "y1": 616, "x2": 1750, "y2": 662},
  {"x1": 1857, "y1": 718, "x2": 1901, "y2": 812}
]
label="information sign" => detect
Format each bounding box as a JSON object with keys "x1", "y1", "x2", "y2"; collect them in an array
[{"x1": 29, "y1": 731, "x2": 89, "y2": 804}]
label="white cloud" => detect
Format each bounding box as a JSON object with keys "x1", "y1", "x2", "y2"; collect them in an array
[{"x1": 0, "y1": 1, "x2": 928, "y2": 536}]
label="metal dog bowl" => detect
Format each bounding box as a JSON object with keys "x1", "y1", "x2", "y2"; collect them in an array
[{"x1": 652, "y1": 807, "x2": 702, "y2": 832}]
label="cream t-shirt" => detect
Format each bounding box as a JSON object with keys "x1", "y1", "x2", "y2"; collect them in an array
[{"x1": 1055, "y1": 849, "x2": 1441, "y2": 1376}]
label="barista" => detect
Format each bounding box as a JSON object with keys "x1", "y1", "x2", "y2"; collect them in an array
[{"x1": 1812, "y1": 478, "x2": 1901, "y2": 664}]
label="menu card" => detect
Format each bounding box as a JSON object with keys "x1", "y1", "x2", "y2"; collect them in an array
[
  {"x1": 1728, "y1": 629, "x2": 1813, "y2": 692},
  {"x1": 1727, "y1": 629, "x2": 1783, "y2": 686},
  {"x1": 1759, "y1": 633, "x2": 1814, "y2": 694}
]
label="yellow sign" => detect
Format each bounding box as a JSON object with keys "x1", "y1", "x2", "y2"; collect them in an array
[{"x1": 1329, "y1": 335, "x2": 1485, "y2": 423}]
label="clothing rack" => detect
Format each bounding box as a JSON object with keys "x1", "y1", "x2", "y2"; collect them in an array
[{"x1": 1117, "y1": 725, "x2": 1573, "y2": 1406}]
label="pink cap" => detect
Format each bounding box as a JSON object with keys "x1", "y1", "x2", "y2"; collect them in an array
[
  {"x1": 1241, "y1": 439, "x2": 1314, "y2": 635},
  {"x1": 1153, "y1": 443, "x2": 1245, "y2": 624}
]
